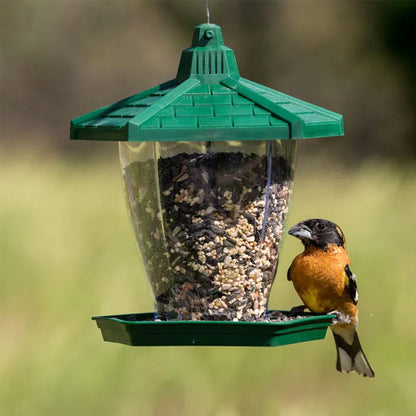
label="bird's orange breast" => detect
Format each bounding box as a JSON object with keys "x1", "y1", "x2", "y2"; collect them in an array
[{"x1": 289, "y1": 245, "x2": 354, "y2": 314}]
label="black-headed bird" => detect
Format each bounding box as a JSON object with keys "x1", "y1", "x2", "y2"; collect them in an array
[{"x1": 287, "y1": 218, "x2": 375, "y2": 377}]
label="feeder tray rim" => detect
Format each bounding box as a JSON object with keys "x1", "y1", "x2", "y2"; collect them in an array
[
  {"x1": 92, "y1": 311, "x2": 336, "y2": 326},
  {"x1": 92, "y1": 311, "x2": 337, "y2": 347}
]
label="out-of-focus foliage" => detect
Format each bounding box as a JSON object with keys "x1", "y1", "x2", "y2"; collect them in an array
[
  {"x1": 1, "y1": 0, "x2": 415, "y2": 162},
  {"x1": 1, "y1": 2, "x2": 416, "y2": 415},
  {"x1": 1, "y1": 154, "x2": 415, "y2": 415}
]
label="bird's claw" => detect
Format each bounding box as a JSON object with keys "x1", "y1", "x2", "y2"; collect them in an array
[{"x1": 328, "y1": 310, "x2": 351, "y2": 325}]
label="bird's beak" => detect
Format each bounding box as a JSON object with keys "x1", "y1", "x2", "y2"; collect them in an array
[{"x1": 288, "y1": 223, "x2": 313, "y2": 241}]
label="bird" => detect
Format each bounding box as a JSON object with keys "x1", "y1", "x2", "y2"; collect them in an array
[{"x1": 287, "y1": 218, "x2": 375, "y2": 377}]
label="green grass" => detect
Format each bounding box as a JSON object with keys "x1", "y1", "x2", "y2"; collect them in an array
[{"x1": 1, "y1": 152, "x2": 415, "y2": 416}]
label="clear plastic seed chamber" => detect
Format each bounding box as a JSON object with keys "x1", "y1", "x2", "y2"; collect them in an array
[
  {"x1": 70, "y1": 23, "x2": 343, "y2": 346},
  {"x1": 119, "y1": 140, "x2": 295, "y2": 321}
]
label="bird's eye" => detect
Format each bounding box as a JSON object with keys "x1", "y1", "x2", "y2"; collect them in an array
[{"x1": 316, "y1": 223, "x2": 326, "y2": 231}]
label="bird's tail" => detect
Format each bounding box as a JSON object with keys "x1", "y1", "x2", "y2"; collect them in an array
[{"x1": 332, "y1": 328, "x2": 375, "y2": 377}]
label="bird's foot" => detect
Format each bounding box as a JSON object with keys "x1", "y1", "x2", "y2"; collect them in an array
[
  {"x1": 328, "y1": 310, "x2": 351, "y2": 325},
  {"x1": 288, "y1": 305, "x2": 308, "y2": 317}
]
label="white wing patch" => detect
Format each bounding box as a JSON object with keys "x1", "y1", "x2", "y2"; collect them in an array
[{"x1": 345, "y1": 265, "x2": 358, "y2": 305}]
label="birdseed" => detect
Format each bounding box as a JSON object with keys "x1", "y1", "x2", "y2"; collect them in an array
[{"x1": 123, "y1": 151, "x2": 293, "y2": 321}]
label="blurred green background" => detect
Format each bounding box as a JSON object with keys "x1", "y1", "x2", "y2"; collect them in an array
[{"x1": 1, "y1": 1, "x2": 415, "y2": 415}]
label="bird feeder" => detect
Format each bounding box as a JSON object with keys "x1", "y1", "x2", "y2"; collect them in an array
[{"x1": 71, "y1": 23, "x2": 342, "y2": 347}]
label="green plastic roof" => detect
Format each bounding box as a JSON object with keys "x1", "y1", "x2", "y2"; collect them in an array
[{"x1": 71, "y1": 23, "x2": 344, "y2": 142}]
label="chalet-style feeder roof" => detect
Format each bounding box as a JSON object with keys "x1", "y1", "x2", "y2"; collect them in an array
[{"x1": 71, "y1": 23, "x2": 344, "y2": 142}]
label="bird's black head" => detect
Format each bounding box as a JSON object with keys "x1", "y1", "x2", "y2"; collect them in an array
[{"x1": 288, "y1": 219, "x2": 346, "y2": 250}]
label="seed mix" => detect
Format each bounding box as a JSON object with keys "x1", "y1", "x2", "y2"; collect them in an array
[{"x1": 123, "y1": 151, "x2": 293, "y2": 321}]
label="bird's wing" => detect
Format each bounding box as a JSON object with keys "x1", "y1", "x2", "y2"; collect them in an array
[
  {"x1": 287, "y1": 264, "x2": 292, "y2": 281},
  {"x1": 344, "y1": 265, "x2": 358, "y2": 305}
]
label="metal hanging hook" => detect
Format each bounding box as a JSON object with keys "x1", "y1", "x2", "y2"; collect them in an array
[{"x1": 206, "y1": 0, "x2": 210, "y2": 24}]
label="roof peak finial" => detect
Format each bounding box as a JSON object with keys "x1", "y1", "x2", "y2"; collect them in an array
[
  {"x1": 190, "y1": 23, "x2": 224, "y2": 48},
  {"x1": 176, "y1": 24, "x2": 239, "y2": 82}
]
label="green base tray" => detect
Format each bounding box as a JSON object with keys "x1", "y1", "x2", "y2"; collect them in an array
[{"x1": 92, "y1": 311, "x2": 335, "y2": 347}]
